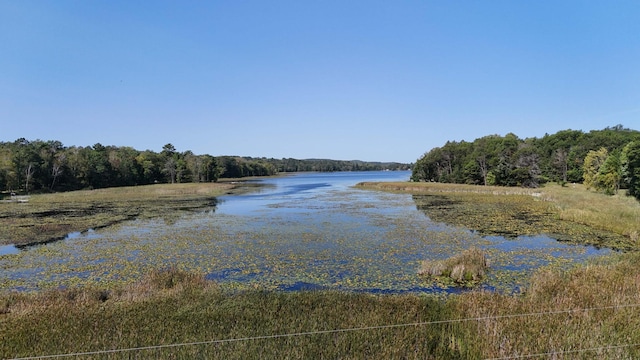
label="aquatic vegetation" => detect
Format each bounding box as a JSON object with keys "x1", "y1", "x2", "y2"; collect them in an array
[
  {"x1": 0, "y1": 175, "x2": 610, "y2": 295},
  {"x1": 2, "y1": 172, "x2": 638, "y2": 358},
  {"x1": 419, "y1": 248, "x2": 489, "y2": 286},
  {"x1": 359, "y1": 181, "x2": 636, "y2": 250},
  {"x1": 0, "y1": 182, "x2": 235, "y2": 247},
  {"x1": 3, "y1": 253, "x2": 640, "y2": 359}
]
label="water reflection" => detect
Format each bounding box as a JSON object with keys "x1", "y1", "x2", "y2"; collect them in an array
[{"x1": 0, "y1": 245, "x2": 19, "y2": 256}]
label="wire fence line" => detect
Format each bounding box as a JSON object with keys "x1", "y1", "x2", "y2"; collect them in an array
[{"x1": 8, "y1": 303, "x2": 640, "y2": 360}]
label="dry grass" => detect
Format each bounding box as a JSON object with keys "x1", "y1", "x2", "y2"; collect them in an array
[
  {"x1": 456, "y1": 251, "x2": 640, "y2": 359},
  {"x1": 4, "y1": 256, "x2": 640, "y2": 358},
  {"x1": 0, "y1": 269, "x2": 474, "y2": 359},
  {"x1": 2, "y1": 268, "x2": 216, "y2": 317},
  {"x1": 0, "y1": 182, "x2": 237, "y2": 246},
  {"x1": 419, "y1": 248, "x2": 489, "y2": 285},
  {"x1": 33, "y1": 182, "x2": 235, "y2": 203},
  {"x1": 356, "y1": 181, "x2": 541, "y2": 196}
]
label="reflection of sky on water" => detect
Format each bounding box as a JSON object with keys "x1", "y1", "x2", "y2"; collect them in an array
[
  {"x1": 0, "y1": 171, "x2": 612, "y2": 294},
  {"x1": 0, "y1": 244, "x2": 20, "y2": 256}
]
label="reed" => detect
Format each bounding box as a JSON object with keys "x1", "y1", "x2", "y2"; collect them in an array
[
  {"x1": 419, "y1": 248, "x2": 489, "y2": 285},
  {"x1": 456, "y1": 251, "x2": 640, "y2": 359},
  {"x1": 541, "y1": 183, "x2": 640, "y2": 242}
]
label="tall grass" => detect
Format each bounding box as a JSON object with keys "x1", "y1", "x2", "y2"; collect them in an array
[
  {"x1": 419, "y1": 248, "x2": 489, "y2": 285},
  {"x1": 359, "y1": 181, "x2": 640, "y2": 249},
  {"x1": 34, "y1": 182, "x2": 235, "y2": 203},
  {"x1": 3, "y1": 181, "x2": 640, "y2": 358},
  {"x1": 0, "y1": 269, "x2": 476, "y2": 359},
  {"x1": 456, "y1": 251, "x2": 640, "y2": 359},
  {"x1": 3, "y1": 256, "x2": 640, "y2": 359},
  {"x1": 541, "y1": 183, "x2": 640, "y2": 242}
]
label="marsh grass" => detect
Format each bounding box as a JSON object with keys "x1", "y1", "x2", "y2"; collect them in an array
[
  {"x1": 541, "y1": 183, "x2": 640, "y2": 245},
  {"x1": 3, "y1": 180, "x2": 640, "y2": 358},
  {"x1": 0, "y1": 269, "x2": 476, "y2": 359},
  {"x1": 419, "y1": 248, "x2": 489, "y2": 286},
  {"x1": 0, "y1": 182, "x2": 236, "y2": 246},
  {"x1": 3, "y1": 256, "x2": 640, "y2": 359},
  {"x1": 359, "y1": 181, "x2": 639, "y2": 250},
  {"x1": 456, "y1": 251, "x2": 640, "y2": 359}
]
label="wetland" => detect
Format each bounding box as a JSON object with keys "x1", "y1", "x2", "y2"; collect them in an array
[{"x1": 0, "y1": 171, "x2": 619, "y2": 294}]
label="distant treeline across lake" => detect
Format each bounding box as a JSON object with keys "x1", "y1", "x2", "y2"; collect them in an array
[{"x1": 0, "y1": 139, "x2": 410, "y2": 194}]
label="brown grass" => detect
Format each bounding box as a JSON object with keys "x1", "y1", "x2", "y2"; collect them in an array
[
  {"x1": 419, "y1": 248, "x2": 489, "y2": 285},
  {"x1": 456, "y1": 251, "x2": 640, "y2": 358}
]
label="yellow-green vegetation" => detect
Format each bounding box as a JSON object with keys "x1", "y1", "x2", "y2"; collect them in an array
[
  {"x1": 0, "y1": 269, "x2": 473, "y2": 359},
  {"x1": 357, "y1": 181, "x2": 640, "y2": 250},
  {"x1": 0, "y1": 182, "x2": 237, "y2": 246},
  {"x1": 454, "y1": 251, "x2": 640, "y2": 358},
  {"x1": 419, "y1": 248, "x2": 489, "y2": 286},
  {"x1": 3, "y1": 256, "x2": 640, "y2": 359},
  {"x1": 542, "y1": 183, "x2": 640, "y2": 243}
]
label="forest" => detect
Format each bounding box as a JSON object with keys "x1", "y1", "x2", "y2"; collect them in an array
[
  {"x1": 0, "y1": 140, "x2": 409, "y2": 194},
  {"x1": 411, "y1": 125, "x2": 640, "y2": 200}
]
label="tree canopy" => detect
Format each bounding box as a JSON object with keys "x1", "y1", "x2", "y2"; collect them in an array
[
  {"x1": 0, "y1": 140, "x2": 409, "y2": 194},
  {"x1": 411, "y1": 125, "x2": 640, "y2": 200}
]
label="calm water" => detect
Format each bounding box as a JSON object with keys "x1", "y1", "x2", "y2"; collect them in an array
[{"x1": 0, "y1": 171, "x2": 610, "y2": 293}]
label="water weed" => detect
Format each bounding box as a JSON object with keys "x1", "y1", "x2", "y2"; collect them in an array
[{"x1": 0, "y1": 182, "x2": 235, "y2": 246}]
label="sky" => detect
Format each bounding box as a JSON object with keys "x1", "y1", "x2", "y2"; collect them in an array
[{"x1": 1, "y1": 1, "x2": 639, "y2": 163}]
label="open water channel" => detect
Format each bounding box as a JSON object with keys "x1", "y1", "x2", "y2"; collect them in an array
[{"x1": 0, "y1": 171, "x2": 610, "y2": 293}]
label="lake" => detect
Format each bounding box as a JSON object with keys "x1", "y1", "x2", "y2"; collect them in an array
[{"x1": 0, "y1": 171, "x2": 610, "y2": 293}]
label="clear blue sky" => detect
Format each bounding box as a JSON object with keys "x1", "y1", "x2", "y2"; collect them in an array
[{"x1": 1, "y1": 1, "x2": 639, "y2": 163}]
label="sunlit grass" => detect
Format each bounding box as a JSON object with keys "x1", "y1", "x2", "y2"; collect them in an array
[
  {"x1": 0, "y1": 269, "x2": 473, "y2": 359},
  {"x1": 2, "y1": 179, "x2": 640, "y2": 358},
  {"x1": 419, "y1": 248, "x2": 489, "y2": 286},
  {"x1": 4, "y1": 255, "x2": 640, "y2": 359},
  {"x1": 456, "y1": 251, "x2": 640, "y2": 358},
  {"x1": 0, "y1": 183, "x2": 236, "y2": 246},
  {"x1": 541, "y1": 183, "x2": 640, "y2": 243},
  {"x1": 358, "y1": 181, "x2": 640, "y2": 250}
]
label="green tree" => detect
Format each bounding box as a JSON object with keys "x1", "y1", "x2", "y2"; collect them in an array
[
  {"x1": 597, "y1": 151, "x2": 621, "y2": 195},
  {"x1": 161, "y1": 144, "x2": 179, "y2": 184},
  {"x1": 621, "y1": 141, "x2": 640, "y2": 200},
  {"x1": 583, "y1": 147, "x2": 609, "y2": 191},
  {"x1": 12, "y1": 138, "x2": 42, "y2": 193}
]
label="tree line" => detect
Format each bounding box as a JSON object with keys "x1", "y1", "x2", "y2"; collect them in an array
[
  {"x1": 411, "y1": 125, "x2": 640, "y2": 200},
  {"x1": 0, "y1": 139, "x2": 409, "y2": 194}
]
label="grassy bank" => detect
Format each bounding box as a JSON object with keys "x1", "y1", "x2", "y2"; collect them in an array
[
  {"x1": 3, "y1": 256, "x2": 640, "y2": 359},
  {"x1": 0, "y1": 182, "x2": 238, "y2": 246},
  {"x1": 357, "y1": 181, "x2": 640, "y2": 250}
]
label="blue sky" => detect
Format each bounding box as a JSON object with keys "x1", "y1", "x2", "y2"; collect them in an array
[{"x1": 1, "y1": 1, "x2": 639, "y2": 163}]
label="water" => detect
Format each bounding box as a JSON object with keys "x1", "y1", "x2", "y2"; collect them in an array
[
  {"x1": 0, "y1": 245, "x2": 19, "y2": 256},
  {"x1": 0, "y1": 171, "x2": 610, "y2": 293}
]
